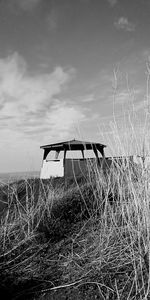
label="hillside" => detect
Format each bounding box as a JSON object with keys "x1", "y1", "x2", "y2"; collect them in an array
[{"x1": 0, "y1": 160, "x2": 149, "y2": 299}]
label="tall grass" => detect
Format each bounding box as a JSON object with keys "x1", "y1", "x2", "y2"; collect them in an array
[{"x1": 0, "y1": 156, "x2": 150, "y2": 299}]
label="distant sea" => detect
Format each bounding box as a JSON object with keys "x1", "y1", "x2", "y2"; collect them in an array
[{"x1": 0, "y1": 171, "x2": 40, "y2": 185}]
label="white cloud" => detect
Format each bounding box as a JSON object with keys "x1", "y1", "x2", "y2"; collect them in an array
[
  {"x1": 41, "y1": 103, "x2": 85, "y2": 140},
  {"x1": 46, "y1": 8, "x2": 58, "y2": 31},
  {"x1": 107, "y1": 0, "x2": 118, "y2": 7},
  {"x1": 10, "y1": 0, "x2": 41, "y2": 12},
  {"x1": 114, "y1": 17, "x2": 135, "y2": 32},
  {"x1": 80, "y1": 94, "x2": 95, "y2": 103},
  {"x1": 19, "y1": 101, "x2": 86, "y2": 141},
  {"x1": 0, "y1": 52, "x2": 85, "y2": 142},
  {"x1": 80, "y1": 0, "x2": 91, "y2": 3},
  {"x1": 0, "y1": 53, "x2": 70, "y2": 111}
]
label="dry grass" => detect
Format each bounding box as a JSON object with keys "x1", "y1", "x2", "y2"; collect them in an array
[
  {"x1": 1, "y1": 63, "x2": 150, "y2": 299},
  {"x1": 0, "y1": 157, "x2": 150, "y2": 299}
]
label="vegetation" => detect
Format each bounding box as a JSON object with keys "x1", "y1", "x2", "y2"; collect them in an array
[{"x1": 0, "y1": 158, "x2": 150, "y2": 300}]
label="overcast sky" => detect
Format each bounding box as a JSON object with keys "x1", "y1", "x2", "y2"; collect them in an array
[{"x1": 0, "y1": 0, "x2": 150, "y2": 172}]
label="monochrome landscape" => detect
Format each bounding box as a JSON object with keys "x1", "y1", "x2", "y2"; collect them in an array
[{"x1": 1, "y1": 0, "x2": 150, "y2": 299}]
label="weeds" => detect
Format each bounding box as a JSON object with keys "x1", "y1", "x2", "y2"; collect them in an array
[{"x1": 0, "y1": 157, "x2": 150, "y2": 299}]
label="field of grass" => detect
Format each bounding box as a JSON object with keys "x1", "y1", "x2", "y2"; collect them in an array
[{"x1": 0, "y1": 158, "x2": 150, "y2": 299}]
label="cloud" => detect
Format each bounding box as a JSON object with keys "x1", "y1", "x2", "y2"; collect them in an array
[
  {"x1": 114, "y1": 17, "x2": 135, "y2": 32},
  {"x1": 10, "y1": 0, "x2": 41, "y2": 12},
  {"x1": 32, "y1": 103, "x2": 85, "y2": 139},
  {"x1": 19, "y1": 101, "x2": 85, "y2": 140},
  {"x1": 0, "y1": 52, "x2": 85, "y2": 142},
  {"x1": 80, "y1": 0, "x2": 91, "y2": 3},
  {"x1": 79, "y1": 94, "x2": 96, "y2": 103},
  {"x1": 46, "y1": 8, "x2": 58, "y2": 31},
  {"x1": 107, "y1": 0, "x2": 118, "y2": 7}
]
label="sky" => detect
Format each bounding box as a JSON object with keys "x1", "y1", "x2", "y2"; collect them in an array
[{"x1": 0, "y1": 0, "x2": 150, "y2": 172}]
